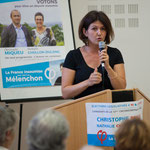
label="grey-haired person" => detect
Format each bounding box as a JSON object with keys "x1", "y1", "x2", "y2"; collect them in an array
[
  {"x1": 27, "y1": 108, "x2": 69, "y2": 150},
  {"x1": 0, "y1": 106, "x2": 18, "y2": 150}
]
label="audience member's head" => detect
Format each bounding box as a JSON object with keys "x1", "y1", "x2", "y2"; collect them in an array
[
  {"x1": 115, "y1": 118, "x2": 150, "y2": 150},
  {"x1": 80, "y1": 145, "x2": 104, "y2": 150},
  {"x1": 27, "y1": 108, "x2": 69, "y2": 150},
  {"x1": 0, "y1": 106, "x2": 18, "y2": 149}
]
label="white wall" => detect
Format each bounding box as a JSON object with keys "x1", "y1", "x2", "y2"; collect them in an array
[{"x1": 70, "y1": 0, "x2": 150, "y2": 98}]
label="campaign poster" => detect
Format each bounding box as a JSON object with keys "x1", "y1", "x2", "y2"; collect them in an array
[
  {"x1": 85, "y1": 99, "x2": 144, "y2": 147},
  {"x1": 0, "y1": 0, "x2": 74, "y2": 100}
]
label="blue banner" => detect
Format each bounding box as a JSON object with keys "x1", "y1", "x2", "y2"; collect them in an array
[
  {"x1": 0, "y1": 0, "x2": 23, "y2": 3},
  {"x1": 87, "y1": 134, "x2": 115, "y2": 147},
  {"x1": 2, "y1": 62, "x2": 51, "y2": 88}
]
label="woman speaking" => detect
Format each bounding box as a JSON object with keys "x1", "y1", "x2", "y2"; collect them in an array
[{"x1": 62, "y1": 10, "x2": 126, "y2": 99}]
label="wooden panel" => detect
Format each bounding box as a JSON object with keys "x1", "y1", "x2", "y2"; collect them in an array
[
  {"x1": 20, "y1": 99, "x2": 71, "y2": 150},
  {"x1": 53, "y1": 90, "x2": 113, "y2": 150},
  {"x1": 134, "y1": 88, "x2": 150, "y2": 126},
  {"x1": 2, "y1": 88, "x2": 149, "y2": 150}
]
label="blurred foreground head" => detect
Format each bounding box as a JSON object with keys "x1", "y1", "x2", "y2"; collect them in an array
[
  {"x1": 115, "y1": 118, "x2": 150, "y2": 150},
  {"x1": 0, "y1": 106, "x2": 18, "y2": 149},
  {"x1": 27, "y1": 108, "x2": 69, "y2": 150}
]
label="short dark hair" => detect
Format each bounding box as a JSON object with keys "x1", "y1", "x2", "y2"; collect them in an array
[
  {"x1": 10, "y1": 9, "x2": 21, "y2": 18},
  {"x1": 78, "y1": 10, "x2": 114, "y2": 44},
  {"x1": 35, "y1": 12, "x2": 44, "y2": 21}
]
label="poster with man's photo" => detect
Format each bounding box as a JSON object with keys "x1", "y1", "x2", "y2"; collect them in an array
[{"x1": 0, "y1": 0, "x2": 74, "y2": 100}]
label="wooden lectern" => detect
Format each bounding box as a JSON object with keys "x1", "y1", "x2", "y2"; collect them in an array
[{"x1": 53, "y1": 89, "x2": 150, "y2": 150}]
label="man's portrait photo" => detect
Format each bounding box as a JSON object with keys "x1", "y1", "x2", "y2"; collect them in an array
[{"x1": 1, "y1": 10, "x2": 33, "y2": 47}]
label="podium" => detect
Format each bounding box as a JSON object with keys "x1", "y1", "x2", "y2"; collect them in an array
[{"x1": 53, "y1": 88, "x2": 150, "y2": 150}]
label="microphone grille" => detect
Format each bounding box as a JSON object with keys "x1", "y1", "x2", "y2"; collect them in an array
[{"x1": 99, "y1": 41, "x2": 105, "y2": 50}]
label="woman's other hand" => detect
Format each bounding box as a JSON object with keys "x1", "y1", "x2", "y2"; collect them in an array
[{"x1": 88, "y1": 68, "x2": 102, "y2": 86}]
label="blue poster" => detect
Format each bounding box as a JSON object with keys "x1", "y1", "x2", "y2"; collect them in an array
[
  {"x1": 2, "y1": 59, "x2": 64, "y2": 88},
  {"x1": 0, "y1": 0, "x2": 74, "y2": 100}
]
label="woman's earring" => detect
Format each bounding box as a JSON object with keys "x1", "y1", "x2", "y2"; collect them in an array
[{"x1": 85, "y1": 39, "x2": 89, "y2": 46}]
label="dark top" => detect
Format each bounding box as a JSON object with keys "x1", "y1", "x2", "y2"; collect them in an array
[
  {"x1": 63, "y1": 47, "x2": 124, "y2": 99},
  {"x1": 1, "y1": 23, "x2": 33, "y2": 47}
]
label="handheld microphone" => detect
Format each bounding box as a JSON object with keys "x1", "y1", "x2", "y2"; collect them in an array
[
  {"x1": 99, "y1": 41, "x2": 106, "y2": 67},
  {"x1": 99, "y1": 41, "x2": 105, "y2": 90}
]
